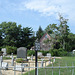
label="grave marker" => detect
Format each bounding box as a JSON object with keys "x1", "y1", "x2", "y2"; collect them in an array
[
  {"x1": 17, "y1": 47, "x2": 27, "y2": 59},
  {"x1": 1, "y1": 48, "x2": 7, "y2": 56}
]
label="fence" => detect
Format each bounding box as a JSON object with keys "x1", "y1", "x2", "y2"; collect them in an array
[{"x1": 0, "y1": 61, "x2": 75, "y2": 75}]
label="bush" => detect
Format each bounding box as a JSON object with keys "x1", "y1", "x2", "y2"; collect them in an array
[
  {"x1": 16, "y1": 58, "x2": 28, "y2": 63},
  {"x1": 49, "y1": 48, "x2": 68, "y2": 56},
  {"x1": 39, "y1": 51, "x2": 49, "y2": 56},
  {"x1": 0, "y1": 51, "x2": 3, "y2": 56},
  {"x1": 27, "y1": 50, "x2": 35, "y2": 56},
  {"x1": 6, "y1": 46, "x2": 17, "y2": 54}
]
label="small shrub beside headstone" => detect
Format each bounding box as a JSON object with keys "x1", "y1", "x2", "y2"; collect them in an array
[{"x1": 16, "y1": 58, "x2": 28, "y2": 63}]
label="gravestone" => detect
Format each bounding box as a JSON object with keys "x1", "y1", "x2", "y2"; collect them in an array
[
  {"x1": 38, "y1": 52, "x2": 42, "y2": 57},
  {"x1": 53, "y1": 56, "x2": 55, "y2": 62},
  {"x1": 1, "y1": 48, "x2": 7, "y2": 56},
  {"x1": 11, "y1": 53, "x2": 14, "y2": 66},
  {"x1": 17, "y1": 47, "x2": 27, "y2": 59},
  {"x1": 46, "y1": 53, "x2": 51, "y2": 57},
  {"x1": 0, "y1": 56, "x2": 3, "y2": 67},
  {"x1": 31, "y1": 55, "x2": 33, "y2": 61},
  {"x1": 41, "y1": 58, "x2": 44, "y2": 67},
  {"x1": 49, "y1": 57, "x2": 51, "y2": 64},
  {"x1": 2, "y1": 62, "x2": 8, "y2": 70},
  {"x1": 13, "y1": 65, "x2": 24, "y2": 72}
]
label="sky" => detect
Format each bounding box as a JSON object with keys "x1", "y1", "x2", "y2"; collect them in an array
[{"x1": 0, "y1": 0, "x2": 75, "y2": 34}]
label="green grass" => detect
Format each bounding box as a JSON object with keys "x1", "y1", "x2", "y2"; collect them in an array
[
  {"x1": 3, "y1": 57, "x2": 11, "y2": 60},
  {"x1": 23, "y1": 57, "x2": 75, "y2": 75}
]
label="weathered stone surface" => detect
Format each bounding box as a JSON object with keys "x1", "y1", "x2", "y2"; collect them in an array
[{"x1": 17, "y1": 47, "x2": 27, "y2": 59}]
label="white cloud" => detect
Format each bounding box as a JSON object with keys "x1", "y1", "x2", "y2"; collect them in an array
[{"x1": 20, "y1": 0, "x2": 75, "y2": 26}]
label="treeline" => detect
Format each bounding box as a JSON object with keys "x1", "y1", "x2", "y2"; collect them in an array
[
  {"x1": 0, "y1": 15, "x2": 75, "y2": 53},
  {"x1": 0, "y1": 22, "x2": 36, "y2": 49}
]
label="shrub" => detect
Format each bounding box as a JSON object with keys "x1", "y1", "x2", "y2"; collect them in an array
[
  {"x1": 27, "y1": 50, "x2": 35, "y2": 56},
  {"x1": 39, "y1": 51, "x2": 49, "y2": 56},
  {"x1": 49, "y1": 48, "x2": 68, "y2": 56},
  {"x1": 0, "y1": 51, "x2": 3, "y2": 56},
  {"x1": 16, "y1": 58, "x2": 28, "y2": 63},
  {"x1": 6, "y1": 46, "x2": 17, "y2": 54}
]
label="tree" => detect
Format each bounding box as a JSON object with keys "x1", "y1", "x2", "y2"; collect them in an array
[
  {"x1": 58, "y1": 15, "x2": 70, "y2": 50},
  {"x1": 0, "y1": 22, "x2": 34, "y2": 49},
  {"x1": 0, "y1": 29, "x2": 3, "y2": 46},
  {"x1": 0, "y1": 22, "x2": 18, "y2": 46},
  {"x1": 45, "y1": 15, "x2": 70, "y2": 50},
  {"x1": 36, "y1": 26, "x2": 44, "y2": 40}
]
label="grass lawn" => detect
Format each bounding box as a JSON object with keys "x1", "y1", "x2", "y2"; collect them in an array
[{"x1": 23, "y1": 57, "x2": 75, "y2": 75}]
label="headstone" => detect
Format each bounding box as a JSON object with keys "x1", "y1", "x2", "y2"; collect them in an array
[
  {"x1": 41, "y1": 58, "x2": 44, "y2": 67},
  {"x1": 2, "y1": 62, "x2": 8, "y2": 70},
  {"x1": 17, "y1": 47, "x2": 27, "y2": 59},
  {"x1": 13, "y1": 65, "x2": 24, "y2": 72},
  {"x1": 0, "y1": 56, "x2": 3, "y2": 67},
  {"x1": 31, "y1": 55, "x2": 33, "y2": 61},
  {"x1": 46, "y1": 53, "x2": 51, "y2": 57},
  {"x1": 1, "y1": 48, "x2": 7, "y2": 56},
  {"x1": 49, "y1": 57, "x2": 51, "y2": 64},
  {"x1": 73, "y1": 50, "x2": 75, "y2": 54},
  {"x1": 53, "y1": 56, "x2": 55, "y2": 62},
  {"x1": 11, "y1": 53, "x2": 14, "y2": 66},
  {"x1": 38, "y1": 52, "x2": 42, "y2": 57}
]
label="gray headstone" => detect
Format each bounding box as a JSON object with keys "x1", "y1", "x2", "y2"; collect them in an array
[
  {"x1": 0, "y1": 56, "x2": 3, "y2": 67},
  {"x1": 41, "y1": 58, "x2": 44, "y2": 67},
  {"x1": 11, "y1": 53, "x2": 14, "y2": 66},
  {"x1": 1, "y1": 48, "x2": 7, "y2": 56},
  {"x1": 17, "y1": 47, "x2": 27, "y2": 59},
  {"x1": 49, "y1": 57, "x2": 51, "y2": 64}
]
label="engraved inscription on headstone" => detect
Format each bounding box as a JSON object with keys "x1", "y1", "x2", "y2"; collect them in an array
[{"x1": 17, "y1": 47, "x2": 27, "y2": 59}]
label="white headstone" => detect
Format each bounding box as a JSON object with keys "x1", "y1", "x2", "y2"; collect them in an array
[
  {"x1": 13, "y1": 65, "x2": 24, "y2": 72},
  {"x1": 46, "y1": 53, "x2": 51, "y2": 57},
  {"x1": 1, "y1": 48, "x2": 7, "y2": 56},
  {"x1": 38, "y1": 52, "x2": 42, "y2": 57},
  {"x1": 2, "y1": 62, "x2": 8, "y2": 70},
  {"x1": 31, "y1": 55, "x2": 33, "y2": 61},
  {"x1": 53, "y1": 56, "x2": 55, "y2": 62}
]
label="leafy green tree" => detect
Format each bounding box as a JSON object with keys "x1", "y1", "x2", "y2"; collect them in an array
[
  {"x1": 58, "y1": 15, "x2": 70, "y2": 50},
  {"x1": 0, "y1": 22, "x2": 18, "y2": 46},
  {"x1": 45, "y1": 15, "x2": 70, "y2": 50},
  {"x1": 45, "y1": 24, "x2": 58, "y2": 34},
  {"x1": 0, "y1": 29, "x2": 3, "y2": 46},
  {"x1": 36, "y1": 26, "x2": 44, "y2": 40},
  {"x1": 0, "y1": 22, "x2": 34, "y2": 49}
]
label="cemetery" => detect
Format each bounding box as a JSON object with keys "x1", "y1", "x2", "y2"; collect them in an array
[
  {"x1": 0, "y1": 14, "x2": 75, "y2": 75},
  {"x1": 0, "y1": 48, "x2": 54, "y2": 75},
  {"x1": 0, "y1": 46, "x2": 75, "y2": 75}
]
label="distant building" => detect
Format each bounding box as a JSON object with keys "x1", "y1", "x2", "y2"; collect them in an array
[{"x1": 40, "y1": 33, "x2": 55, "y2": 50}]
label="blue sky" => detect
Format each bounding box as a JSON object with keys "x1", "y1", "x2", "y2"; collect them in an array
[{"x1": 0, "y1": 0, "x2": 75, "y2": 33}]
